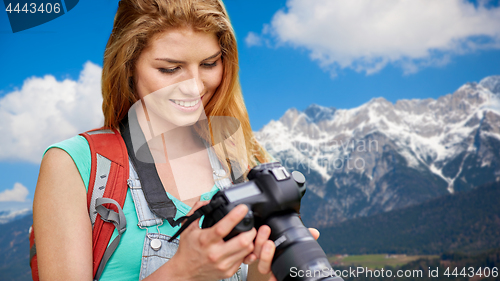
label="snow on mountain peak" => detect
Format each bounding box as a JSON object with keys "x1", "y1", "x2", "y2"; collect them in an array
[
  {"x1": 255, "y1": 76, "x2": 500, "y2": 226},
  {"x1": 256, "y1": 75, "x2": 500, "y2": 191},
  {"x1": 479, "y1": 75, "x2": 500, "y2": 94},
  {"x1": 303, "y1": 104, "x2": 336, "y2": 123}
]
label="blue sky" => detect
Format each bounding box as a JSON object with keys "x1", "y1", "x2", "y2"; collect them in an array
[{"x1": 0, "y1": 0, "x2": 499, "y2": 210}]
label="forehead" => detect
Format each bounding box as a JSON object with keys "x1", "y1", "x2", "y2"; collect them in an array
[{"x1": 143, "y1": 27, "x2": 221, "y2": 60}]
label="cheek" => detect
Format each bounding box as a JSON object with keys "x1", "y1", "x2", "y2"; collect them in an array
[
  {"x1": 135, "y1": 69, "x2": 155, "y2": 99},
  {"x1": 136, "y1": 70, "x2": 171, "y2": 99},
  {"x1": 203, "y1": 68, "x2": 223, "y2": 106},
  {"x1": 207, "y1": 66, "x2": 224, "y2": 92}
]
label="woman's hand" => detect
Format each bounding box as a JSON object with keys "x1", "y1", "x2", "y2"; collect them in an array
[
  {"x1": 247, "y1": 226, "x2": 321, "y2": 281},
  {"x1": 146, "y1": 201, "x2": 256, "y2": 281}
]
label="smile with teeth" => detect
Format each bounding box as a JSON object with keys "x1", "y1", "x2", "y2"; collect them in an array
[{"x1": 171, "y1": 99, "x2": 200, "y2": 108}]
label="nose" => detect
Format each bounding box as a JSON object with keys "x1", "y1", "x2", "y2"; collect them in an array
[
  {"x1": 177, "y1": 78, "x2": 201, "y2": 98},
  {"x1": 179, "y1": 68, "x2": 204, "y2": 97},
  {"x1": 192, "y1": 72, "x2": 204, "y2": 97}
]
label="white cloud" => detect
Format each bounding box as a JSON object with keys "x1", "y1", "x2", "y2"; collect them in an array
[
  {"x1": 245, "y1": 31, "x2": 263, "y2": 47},
  {"x1": 0, "y1": 62, "x2": 103, "y2": 163},
  {"x1": 0, "y1": 183, "x2": 29, "y2": 202},
  {"x1": 257, "y1": 0, "x2": 500, "y2": 75}
]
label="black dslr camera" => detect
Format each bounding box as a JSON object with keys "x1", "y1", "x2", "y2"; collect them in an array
[{"x1": 201, "y1": 162, "x2": 343, "y2": 281}]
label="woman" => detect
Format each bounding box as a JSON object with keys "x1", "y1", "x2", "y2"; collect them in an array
[{"x1": 33, "y1": 0, "x2": 318, "y2": 280}]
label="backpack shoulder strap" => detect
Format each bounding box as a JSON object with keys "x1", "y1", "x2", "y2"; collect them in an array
[{"x1": 79, "y1": 128, "x2": 129, "y2": 280}]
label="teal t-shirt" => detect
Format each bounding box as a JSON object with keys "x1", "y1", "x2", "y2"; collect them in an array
[{"x1": 47, "y1": 135, "x2": 221, "y2": 281}]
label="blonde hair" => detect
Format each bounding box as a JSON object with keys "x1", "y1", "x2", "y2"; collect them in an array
[{"x1": 101, "y1": 0, "x2": 270, "y2": 168}]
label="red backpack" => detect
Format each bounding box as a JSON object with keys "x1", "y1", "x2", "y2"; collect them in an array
[{"x1": 29, "y1": 128, "x2": 129, "y2": 281}]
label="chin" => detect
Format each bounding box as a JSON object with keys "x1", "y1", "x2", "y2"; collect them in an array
[{"x1": 170, "y1": 112, "x2": 206, "y2": 128}]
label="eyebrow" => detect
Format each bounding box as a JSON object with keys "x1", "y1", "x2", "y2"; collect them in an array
[{"x1": 155, "y1": 51, "x2": 222, "y2": 64}]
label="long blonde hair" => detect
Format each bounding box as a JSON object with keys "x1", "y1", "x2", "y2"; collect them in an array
[{"x1": 101, "y1": 0, "x2": 270, "y2": 168}]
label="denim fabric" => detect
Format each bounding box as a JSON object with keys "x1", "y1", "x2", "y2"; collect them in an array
[
  {"x1": 139, "y1": 233, "x2": 243, "y2": 281},
  {"x1": 128, "y1": 150, "x2": 245, "y2": 281},
  {"x1": 206, "y1": 144, "x2": 233, "y2": 190},
  {"x1": 139, "y1": 233, "x2": 179, "y2": 280}
]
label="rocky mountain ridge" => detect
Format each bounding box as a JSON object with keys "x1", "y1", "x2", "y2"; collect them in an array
[{"x1": 256, "y1": 76, "x2": 500, "y2": 227}]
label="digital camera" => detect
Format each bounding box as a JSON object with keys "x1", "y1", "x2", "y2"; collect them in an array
[{"x1": 201, "y1": 162, "x2": 343, "y2": 281}]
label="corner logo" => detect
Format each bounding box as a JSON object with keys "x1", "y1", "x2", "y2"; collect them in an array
[{"x1": 3, "y1": 0, "x2": 79, "y2": 33}]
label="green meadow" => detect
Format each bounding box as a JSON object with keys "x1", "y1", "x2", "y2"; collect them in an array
[{"x1": 329, "y1": 254, "x2": 439, "y2": 269}]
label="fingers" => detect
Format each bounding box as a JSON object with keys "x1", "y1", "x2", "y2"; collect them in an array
[
  {"x1": 243, "y1": 225, "x2": 271, "y2": 266},
  {"x1": 243, "y1": 253, "x2": 257, "y2": 265},
  {"x1": 257, "y1": 240, "x2": 275, "y2": 275},
  {"x1": 202, "y1": 227, "x2": 256, "y2": 277},
  {"x1": 253, "y1": 226, "x2": 275, "y2": 275},
  {"x1": 202, "y1": 204, "x2": 249, "y2": 245},
  {"x1": 222, "y1": 227, "x2": 256, "y2": 261},
  {"x1": 254, "y1": 225, "x2": 271, "y2": 258},
  {"x1": 308, "y1": 228, "x2": 320, "y2": 240}
]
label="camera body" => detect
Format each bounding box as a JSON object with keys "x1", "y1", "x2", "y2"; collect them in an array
[
  {"x1": 202, "y1": 162, "x2": 343, "y2": 281},
  {"x1": 202, "y1": 162, "x2": 305, "y2": 240}
]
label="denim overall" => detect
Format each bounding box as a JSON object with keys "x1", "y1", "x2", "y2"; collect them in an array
[{"x1": 127, "y1": 144, "x2": 247, "y2": 281}]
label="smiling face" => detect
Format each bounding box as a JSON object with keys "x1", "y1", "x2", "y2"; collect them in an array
[{"x1": 134, "y1": 26, "x2": 223, "y2": 128}]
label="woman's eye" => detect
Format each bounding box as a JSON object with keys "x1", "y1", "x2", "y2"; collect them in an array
[
  {"x1": 158, "y1": 67, "x2": 179, "y2": 74},
  {"x1": 202, "y1": 61, "x2": 217, "y2": 68}
]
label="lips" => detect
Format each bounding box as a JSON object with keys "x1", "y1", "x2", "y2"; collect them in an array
[
  {"x1": 170, "y1": 99, "x2": 200, "y2": 108},
  {"x1": 168, "y1": 96, "x2": 204, "y2": 112}
]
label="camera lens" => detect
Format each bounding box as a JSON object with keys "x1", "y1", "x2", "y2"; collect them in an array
[{"x1": 266, "y1": 213, "x2": 342, "y2": 281}]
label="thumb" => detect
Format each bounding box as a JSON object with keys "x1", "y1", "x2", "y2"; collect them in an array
[
  {"x1": 187, "y1": 200, "x2": 210, "y2": 216},
  {"x1": 308, "y1": 228, "x2": 320, "y2": 240}
]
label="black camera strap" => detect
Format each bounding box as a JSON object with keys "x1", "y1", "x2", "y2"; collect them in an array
[
  {"x1": 168, "y1": 196, "x2": 226, "y2": 242},
  {"x1": 120, "y1": 113, "x2": 183, "y2": 228}
]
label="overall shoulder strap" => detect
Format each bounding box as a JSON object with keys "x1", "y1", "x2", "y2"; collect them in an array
[{"x1": 80, "y1": 128, "x2": 129, "y2": 280}]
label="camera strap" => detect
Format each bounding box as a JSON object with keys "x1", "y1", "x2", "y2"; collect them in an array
[
  {"x1": 120, "y1": 113, "x2": 183, "y2": 227},
  {"x1": 168, "y1": 196, "x2": 226, "y2": 242}
]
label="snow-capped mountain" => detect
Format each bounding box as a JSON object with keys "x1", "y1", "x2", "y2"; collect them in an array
[
  {"x1": 256, "y1": 76, "x2": 500, "y2": 227},
  {"x1": 0, "y1": 208, "x2": 32, "y2": 224}
]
